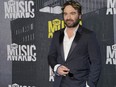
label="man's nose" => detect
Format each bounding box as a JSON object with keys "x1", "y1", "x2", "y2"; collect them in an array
[{"x1": 66, "y1": 14, "x2": 71, "y2": 19}]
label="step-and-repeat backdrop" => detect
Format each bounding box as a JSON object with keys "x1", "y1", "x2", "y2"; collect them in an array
[{"x1": 0, "y1": 0, "x2": 116, "y2": 87}]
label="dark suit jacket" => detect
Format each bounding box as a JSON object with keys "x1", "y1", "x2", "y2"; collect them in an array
[{"x1": 48, "y1": 26, "x2": 101, "y2": 87}]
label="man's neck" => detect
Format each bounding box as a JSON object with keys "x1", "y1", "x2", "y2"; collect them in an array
[
  {"x1": 67, "y1": 28, "x2": 75, "y2": 31},
  {"x1": 66, "y1": 25, "x2": 79, "y2": 39},
  {"x1": 66, "y1": 24, "x2": 79, "y2": 32}
]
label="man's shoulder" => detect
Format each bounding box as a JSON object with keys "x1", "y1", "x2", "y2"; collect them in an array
[{"x1": 81, "y1": 26, "x2": 94, "y2": 34}]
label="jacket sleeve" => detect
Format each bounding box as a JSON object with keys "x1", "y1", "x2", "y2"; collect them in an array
[
  {"x1": 87, "y1": 32, "x2": 101, "y2": 87},
  {"x1": 48, "y1": 32, "x2": 58, "y2": 69}
]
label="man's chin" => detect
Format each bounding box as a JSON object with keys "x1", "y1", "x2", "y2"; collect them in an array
[
  {"x1": 67, "y1": 26, "x2": 74, "y2": 28},
  {"x1": 66, "y1": 24, "x2": 78, "y2": 28},
  {"x1": 66, "y1": 24, "x2": 74, "y2": 28},
  {"x1": 65, "y1": 22, "x2": 79, "y2": 28}
]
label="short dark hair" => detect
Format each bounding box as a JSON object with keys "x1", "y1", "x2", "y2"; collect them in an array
[{"x1": 62, "y1": 0, "x2": 82, "y2": 14}]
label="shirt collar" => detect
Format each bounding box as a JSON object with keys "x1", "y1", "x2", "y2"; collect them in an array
[{"x1": 64, "y1": 24, "x2": 79, "y2": 36}]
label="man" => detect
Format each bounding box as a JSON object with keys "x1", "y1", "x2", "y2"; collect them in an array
[{"x1": 48, "y1": 1, "x2": 101, "y2": 87}]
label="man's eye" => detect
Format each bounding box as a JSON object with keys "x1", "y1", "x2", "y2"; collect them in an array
[
  {"x1": 64, "y1": 13, "x2": 67, "y2": 15},
  {"x1": 71, "y1": 12, "x2": 76, "y2": 15}
]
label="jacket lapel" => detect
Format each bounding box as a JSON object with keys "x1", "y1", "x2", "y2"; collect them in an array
[
  {"x1": 59, "y1": 29, "x2": 65, "y2": 61},
  {"x1": 66, "y1": 26, "x2": 82, "y2": 61},
  {"x1": 59, "y1": 26, "x2": 83, "y2": 62}
]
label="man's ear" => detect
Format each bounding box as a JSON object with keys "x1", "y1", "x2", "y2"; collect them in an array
[
  {"x1": 79, "y1": 15, "x2": 82, "y2": 19},
  {"x1": 79, "y1": 15, "x2": 82, "y2": 25}
]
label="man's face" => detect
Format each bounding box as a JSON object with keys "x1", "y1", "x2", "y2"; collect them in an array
[{"x1": 63, "y1": 5, "x2": 81, "y2": 28}]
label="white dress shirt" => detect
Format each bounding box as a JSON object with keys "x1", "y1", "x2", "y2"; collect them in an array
[{"x1": 63, "y1": 27, "x2": 77, "y2": 61}]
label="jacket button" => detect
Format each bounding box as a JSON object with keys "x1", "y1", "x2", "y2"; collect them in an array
[{"x1": 65, "y1": 63, "x2": 68, "y2": 66}]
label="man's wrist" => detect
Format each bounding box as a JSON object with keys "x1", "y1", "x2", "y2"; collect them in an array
[{"x1": 54, "y1": 64, "x2": 61, "y2": 75}]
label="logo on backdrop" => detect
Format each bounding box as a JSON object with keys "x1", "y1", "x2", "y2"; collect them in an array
[
  {"x1": 39, "y1": 6, "x2": 62, "y2": 14},
  {"x1": 8, "y1": 83, "x2": 35, "y2": 87},
  {"x1": 106, "y1": 44, "x2": 116, "y2": 65},
  {"x1": 106, "y1": 0, "x2": 116, "y2": 15},
  {"x1": 49, "y1": 66, "x2": 55, "y2": 82},
  {"x1": 48, "y1": 19, "x2": 65, "y2": 38},
  {"x1": 39, "y1": 0, "x2": 61, "y2": 14},
  {"x1": 4, "y1": 0, "x2": 35, "y2": 19},
  {"x1": 7, "y1": 43, "x2": 36, "y2": 62}
]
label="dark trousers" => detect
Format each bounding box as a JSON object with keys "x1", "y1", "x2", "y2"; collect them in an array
[{"x1": 59, "y1": 76, "x2": 86, "y2": 87}]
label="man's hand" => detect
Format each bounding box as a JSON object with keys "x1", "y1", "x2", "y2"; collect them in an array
[{"x1": 57, "y1": 65, "x2": 70, "y2": 76}]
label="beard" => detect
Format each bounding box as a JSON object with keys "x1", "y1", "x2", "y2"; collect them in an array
[{"x1": 64, "y1": 19, "x2": 80, "y2": 28}]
